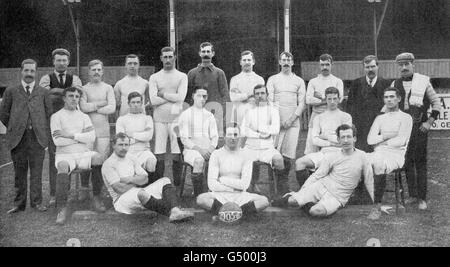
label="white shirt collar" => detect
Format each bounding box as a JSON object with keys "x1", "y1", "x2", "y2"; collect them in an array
[
  {"x1": 54, "y1": 70, "x2": 67, "y2": 76},
  {"x1": 21, "y1": 80, "x2": 35, "y2": 92},
  {"x1": 366, "y1": 76, "x2": 378, "y2": 86}
]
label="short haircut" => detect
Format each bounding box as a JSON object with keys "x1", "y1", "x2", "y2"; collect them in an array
[
  {"x1": 113, "y1": 132, "x2": 130, "y2": 144},
  {"x1": 325, "y1": 86, "x2": 340, "y2": 98},
  {"x1": 241, "y1": 50, "x2": 254, "y2": 60},
  {"x1": 199, "y1": 42, "x2": 214, "y2": 52},
  {"x1": 21, "y1": 59, "x2": 37, "y2": 69},
  {"x1": 52, "y1": 48, "x2": 70, "y2": 60},
  {"x1": 253, "y1": 84, "x2": 268, "y2": 94},
  {"x1": 88, "y1": 59, "x2": 103, "y2": 69},
  {"x1": 336, "y1": 124, "x2": 357, "y2": 138},
  {"x1": 63, "y1": 86, "x2": 83, "y2": 97},
  {"x1": 363, "y1": 55, "x2": 378, "y2": 65},
  {"x1": 280, "y1": 51, "x2": 294, "y2": 60},
  {"x1": 125, "y1": 54, "x2": 139, "y2": 64},
  {"x1": 193, "y1": 85, "x2": 208, "y2": 95},
  {"x1": 225, "y1": 122, "x2": 240, "y2": 134},
  {"x1": 319, "y1": 53, "x2": 333, "y2": 63},
  {"x1": 161, "y1": 46, "x2": 176, "y2": 55},
  {"x1": 384, "y1": 86, "x2": 401, "y2": 98},
  {"x1": 127, "y1": 91, "x2": 143, "y2": 102}
]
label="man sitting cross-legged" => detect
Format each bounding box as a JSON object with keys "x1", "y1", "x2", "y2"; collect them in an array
[
  {"x1": 51, "y1": 87, "x2": 102, "y2": 225},
  {"x1": 178, "y1": 86, "x2": 218, "y2": 196},
  {"x1": 115, "y1": 91, "x2": 157, "y2": 187},
  {"x1": 102, "y1": 133, "x2": 194, "y2": 222},
  {"x1": 272, "y1": 124, "x2": 374, "y2": 218},
  {"x1": 292, "y1": 87, "x2": 352, "y2": 189},
  {"x1": 197, "y1": 123, "x2": 269, "y2": 220},
  {"x1": 367, "y1": 87, "x2": 412, "y2": 216}
]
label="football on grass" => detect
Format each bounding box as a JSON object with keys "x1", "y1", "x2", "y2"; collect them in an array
[{"x1": 218, "y1": 202, "x2": 243, "y2": 223}]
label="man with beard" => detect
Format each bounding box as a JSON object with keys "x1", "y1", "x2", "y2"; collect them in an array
[
  {"x1": 102, "y1": 132, "x2": 194, "y2": 222},
  {"x1": 272, "y1": 124, "x2": 374, "y2": 218},
  {"x1": 267, "y1": 51, "x2": 306, "y2": 189},
  {"x1": 241, "y1": 84, "x2": 289, "y2": 197},
  {"x1": 115, "y1": 91, "x2": 156, "y2": 187},
  {"x1": 196, "y1": 123, "x2": 269, "y2": 221},
  {"x1": 39, "y1": 48, "x2": 83, "y2": 206},
  {"x1": 1, "y1": 59, "x2": 52, "y2": 214},
  {"x1": 229, "y1": 50, "x2": 265, "y2": 126},
  {"x1": 390, "y1": 52, "x2": 441, "y2": 210},
  {"x1": 347, "y1": 55, "x2": 390, "y2": 152},
  {"x1": 114, "y1": 54, "x2": 149, "y2": 116},
  {"x1": 79, "y1": 59, "x2": 116, "y2": 212},
  {"x1": 178, "y1": 87, "x2": 218, "y2": 196},
  {"x1": 305, "y1": 54, "x2": 344, "y2": 155},
  {"x1": 149, "y1": 47, "x2": 187, "y2": 185}
]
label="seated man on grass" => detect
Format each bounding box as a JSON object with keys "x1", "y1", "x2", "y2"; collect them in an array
[
  {"x1": 272, "y1": 124, "x2": 375, "y2": 218},
  {"x1": 197, "y1": 123, "x2": 269, "y2": 221},
  {"x1": 102, "y1": 132, "x2": 194, "y2": 222}
]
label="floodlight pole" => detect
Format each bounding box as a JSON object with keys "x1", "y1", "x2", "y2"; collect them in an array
[{"x1": 63, "y1": 0, "x2": 81, "y2": 75}]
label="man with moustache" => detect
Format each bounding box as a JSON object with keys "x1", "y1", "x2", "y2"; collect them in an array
[
  {"x1": 79, "y1": 59, "x2": 116, "y2": 212},
  {"x1": 272, "y1": 124, "x2": 375, "y2": 218},
  {"x1": 149, "y1": 47, "x2": 187, "y2": 184},
  {"x1": 347, "y1": 55, "x2": 390, "y2": 152},
  {"x1": 267, "y1": 51, "x2": 306, "y2": 189},
  {"x1": 391, "y1": 52, "x2": 441, "y2": 210},
  {"x1": 1, "y1": 59, "x2": 52, "y2": 214},
  {"x1": 305, "y1": 54, "x2": 344, "y2": 155},
  {"x1": 196, "y1": 123, "x2": 269, "y2": 221},
  {"x1": 114, "y1": 54, "x2": 149, "y2": 117},
  {"x1": 229, "y1": 50, "x2": 265, "y2": 126},
  {"x1": 39, "y1": 48, "x2": 83, "y2": 206}
]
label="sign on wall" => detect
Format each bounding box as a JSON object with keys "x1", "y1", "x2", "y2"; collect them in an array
[{"x1": 430, "y1": 94, "x2": 450, "y2": 130}]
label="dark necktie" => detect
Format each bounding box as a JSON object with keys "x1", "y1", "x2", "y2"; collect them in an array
[
  {"x1": 59, "y1": 73, "x2": 64, "y2": 86},
  {"x1": 25, "y1": 85, "x2": 30, "y2": 96},
  {"x1": 25, "y1": 85, "x2": 32, "y2": 129},
  {"x1": 369, "y1": 79, "x2": 373, "y2": 87}
]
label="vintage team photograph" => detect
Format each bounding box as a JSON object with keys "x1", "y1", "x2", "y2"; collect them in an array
[{"x1": 0, "y1": 0, "x2": 449, "y2": 249}]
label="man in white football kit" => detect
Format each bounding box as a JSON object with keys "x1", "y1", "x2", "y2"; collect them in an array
[
  {"x1": 178, "y1": 87, "x2": 218, "y2": 196},
  {"x1": 305, "y1": 54, "x2": 344, "y2": 154},
  {"x1": 273, "y1": 124, "x2": 374, "y2": 217},
  {"x1": 51, "y1": 87, "x2": 103, "y2": 225},
  {"x1": 197, "y1": 123, "x2": 269, "y2": 218},
  {"x1": 292, "y1": 87, "x2": 352, "y2": 189},
  {"x1": 241, "y1": 84, "x2": 289, "y2": 196},
  {"x1": 114, "y1": 54, "x2": 149, "y2": 116},
  {"x1": 102, "y1": 133, "x2": 194, "y2": 222},
  {"x1": 115, "y1": 91, "x2": 157, "y2": 187},
  {"x1": 149, "y1": 47, "x2": 187, "y2": 184},
  {"x1": 267, "y1": 51, "x2": 306, "y2": 186},
  {"x1": 367, "y1": 87, "x2": 412, "y2": 206},
  {"x1": 229, "y1": 50, "x2": 265, "y2": 126},
  {"x1": 79, "y1": 59, "x2": 116, "y2": 212}
]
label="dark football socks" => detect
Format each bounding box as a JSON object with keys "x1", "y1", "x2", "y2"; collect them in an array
[
  {"x1": 240, "y1": 201, "x2": 257, "y2": 216},
  {"x1": 296, "y1": 169, "x2": 310, "y2": 188},
  {"x1": 211, "y1": 199, "x2": 223, "y2": 215}
]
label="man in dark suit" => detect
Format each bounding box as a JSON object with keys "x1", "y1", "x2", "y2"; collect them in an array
[
  {"x1": 346, "y1": 55, "x2": 390, "y2": 205},
  {"x1": 347, "y1": 55, "x2": 390, "y2": 152},
  {"x1": 39, "y1": 48, "x2": 82, "y2": 206},
  {"x1": 0, "y1": 59, "x2": 52, "y2": 214}
]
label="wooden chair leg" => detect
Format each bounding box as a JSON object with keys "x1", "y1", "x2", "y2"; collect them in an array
[
  {"x1": 394, "y1": 171, "x2": 400, "y2": 214},
  {"x1": 399, "y1": 171, "x2": 406, "y2": 206},
  {"x1": 179, "y1": 165, "x2": 187, "y2": 197}
]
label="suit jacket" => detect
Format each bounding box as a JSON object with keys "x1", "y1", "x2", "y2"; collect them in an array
[
  {"x1": 0, "y1": 83, "x2": 52, "y2": 150},
  {"x1": 346, "y1": 76, "x2": 391, "y2": 152}
]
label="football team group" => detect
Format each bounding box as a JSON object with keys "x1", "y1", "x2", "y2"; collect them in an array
[{"x1": 0, "y1": 41, "x2": 441, "y2": 225}]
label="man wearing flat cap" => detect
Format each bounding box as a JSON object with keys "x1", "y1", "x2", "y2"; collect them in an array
[{"x1": 392, "y1": 52, "x2": 441, "y2": 210}]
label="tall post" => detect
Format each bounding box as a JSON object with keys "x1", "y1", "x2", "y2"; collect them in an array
[
  {"x1": 373, "y1": 6, "x2": 378, "y2": 57},
  {"x1": 169, "y1": 0, "x2": 176, "y2": 49},
  {"x1": 283, "y1": 0, "x2": 291, "y2": 53},
  {"x1": 76, "y1": 18, "x2": 80, "y2": 75}
]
